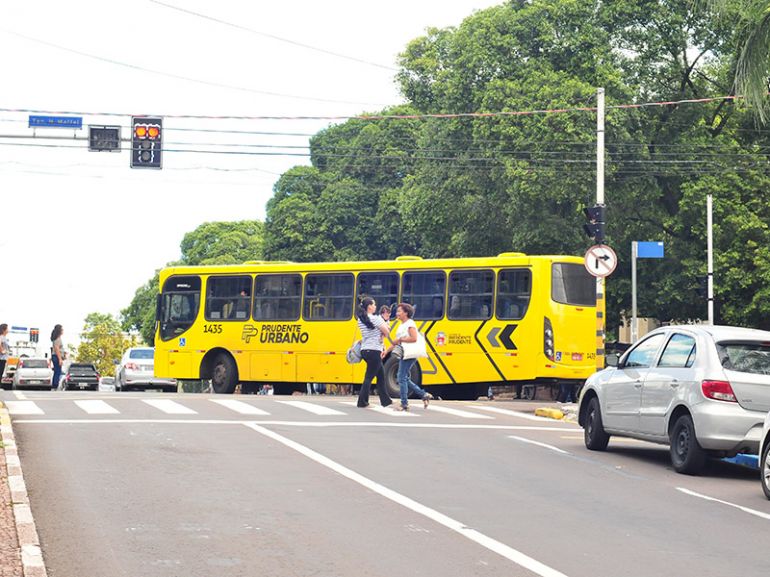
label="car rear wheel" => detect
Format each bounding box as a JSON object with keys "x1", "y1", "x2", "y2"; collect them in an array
[
  {"x1": 211, "y1": 353, "x2": 238, "y2": 394},
  {"x1": 670, "y1": 414, "x2": 707, "y2": 475},
  {"x1": 584, "y1": 396, "x2": 610, "y2": 451},
  {"x1": 761, "y1": 439, "x2": 770, "y2": 500}
]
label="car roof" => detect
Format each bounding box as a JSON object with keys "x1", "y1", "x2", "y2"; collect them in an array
[{"x1": 655, "y1": 324, "x2": 770, "y2": 341}]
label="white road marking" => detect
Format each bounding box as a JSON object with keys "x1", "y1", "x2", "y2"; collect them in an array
[
  {"x1": 13, "y1": 391, "x2": 28, "y2": 400},
  {"x1": 676, "y1": 487, "x2": 770, "y2": 521},
  {"x1": 470, "y1": 405, "x2": 567, "y2": 423},
  {"x1": 5, "y1": 401, "x2": 44, "y2": 415},
  {"x1": 210, "y1": 399, "x2": 270, "y2": 415},
  {"x1": 341, "y1": 401, "x2": 418, "y2": 417},
  {"x1": 277, "y1": 400, "x2": 346, "y2": 416},
  {"x1": 508, "y1": 435, "x2": 569, "y2": 455},
  {"x1": 142, "y1": 399, "x2": 197, "y2": 415},
  {"x1": 74, "y1": 400, "x2": 120, "y2": 415},
  {"x1": 244, "y1": 422, "x2": 571, "y2": 577},
  {"x1": 427, "y1": 405, "x2": 493, "y2": 419}
]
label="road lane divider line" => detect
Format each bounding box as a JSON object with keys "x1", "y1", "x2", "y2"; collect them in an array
[
  {"x1": 210, "y1": 399, "x2": 271, "y2": 415},
  {"x1": 244, "y1": 422, "x2": 571, "y2": 577},
  {"x1": 142, "y1": 399, "x2": 198, "y2": 415},
  {"x1": 508, "y1": 435, "x2": 569, "y2": 455},
  {"x1": 277, "y1": 400, "x2": 346, "y2": 416},
  {"x1": 427, "y1": 405, "x2": 494, "y2": 419},
  {"x1": 468, "y1": 405, "x2": 568, "y2": 423},
  {"x1": 74, "y1": 400, "x2": 120, "y2": 415},
  {"x1": 1, "y1": 402, "x2": 48, "y2": 576},
  {"x1": 5, "y1": 401, "x2": 44, "y2": 415},
  {"x1": 676, "y1": 487, "x2": 770, "y2": 521}
]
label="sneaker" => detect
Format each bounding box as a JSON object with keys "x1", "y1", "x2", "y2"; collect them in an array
[
  {"x1": 394, "y1": 405, "x2": 409, "y2": 411},
  {"x1": 357, "y1": 403, "x2": 370, "y2": 408},
  {"x1": 422, "y1": 393, "x2": 433, "y2": 408}
]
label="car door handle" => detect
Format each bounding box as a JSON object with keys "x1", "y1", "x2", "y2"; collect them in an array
[
  {"x1": 634, "y1": 380, "x2": 642, "y2": 388},
  {"x1": 669, "y1": 379, "x2": 680, "y2": 388}
]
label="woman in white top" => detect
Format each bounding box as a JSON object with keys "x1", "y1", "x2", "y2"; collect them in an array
[
  {"x1": 386, "y1": 303, "x2": 433, "y2": 411},
  {"x1": 50, "y1": 324, "x2": 64, "y2": 391},
  {"x1": 0, "y1": 323, "x2": 10, "y2": 382},
  {"x1": 355, "y1": 297, "x2": 393, "y2": 408}
]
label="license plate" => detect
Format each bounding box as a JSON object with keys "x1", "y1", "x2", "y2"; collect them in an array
[
  {"x1": 28, "y1": 380, "x2": 42, "y2": 384},
  {"x1": 572, "y1": 353, "x2": 583, "y2": 361},
  {"x1": 79, "y1": 382, "x2": 89, "y2": 388}
]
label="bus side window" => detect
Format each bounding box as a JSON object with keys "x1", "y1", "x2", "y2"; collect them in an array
[{"x1": 497, "y1": 269, "x2": 531, "y2": 320}]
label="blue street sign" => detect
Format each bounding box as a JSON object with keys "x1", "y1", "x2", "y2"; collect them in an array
[
  {"x1": 637, "y1": 241, "x2": 664, "y2": 259},
  {"x1": 10, "y1": 326, "x2": 28, "y2": 333},
  {"x1": 29, "y1": 115, "x2": 83, "y2": 129}
]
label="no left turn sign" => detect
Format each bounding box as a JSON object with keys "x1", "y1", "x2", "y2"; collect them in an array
[{"x1": 584, "y1": 244, "x2": 617, "y2": 278}]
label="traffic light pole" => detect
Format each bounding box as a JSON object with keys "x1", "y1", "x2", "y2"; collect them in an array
[{"x1": 595, "y1": 88, "x2": 606, "y2": 370}]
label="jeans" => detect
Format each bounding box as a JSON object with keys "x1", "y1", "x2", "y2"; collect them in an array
[
  {"x1": 51, "y1": 355, "x2": 62, "y2": 390},
  {"x1": 558, "y1": 382, "x2": 575, "y2": 403},
  {"x1": 397, "y1": 358, "x2": 427, "y2": 407},
  {"x1": 357, "y1": 349, "x2": 391, "y2": 407}
]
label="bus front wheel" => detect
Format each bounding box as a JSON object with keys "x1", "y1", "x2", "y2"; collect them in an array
[
  {"x1": 211, "y1": 353, "x2": 238, "y2": 394},
  {"x1": 382, "y1": 356, "x2": 421, "y2": 400}
]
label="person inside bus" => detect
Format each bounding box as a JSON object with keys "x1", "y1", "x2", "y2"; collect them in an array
[
  {"x1": 355, "y1": 297, "x2": 393, "y2": 409},
  {"x1": 386, "y1": 303, "x2": 433, "y2": 411}
]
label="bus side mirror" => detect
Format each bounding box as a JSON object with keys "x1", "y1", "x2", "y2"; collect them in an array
[
  {"x1": 606, "y1": 354, "x2": 620, "y2": 368},
  {"x1": 155, "y1": 294, "x2": 162, "y2": 322}
]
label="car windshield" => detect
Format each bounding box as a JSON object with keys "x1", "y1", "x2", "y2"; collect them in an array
[
  {"x1": 21, "y1": 359, "x2": 48, "y2": 369},
  {"x1": 717, "y1": 341, "x2": 770, "y2": 375},
  {"x1": 128, "y1": 349, "x2": 154, "y2": 359}
]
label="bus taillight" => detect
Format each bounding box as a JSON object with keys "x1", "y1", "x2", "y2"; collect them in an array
[{"x1": 544, "y1": 317, "x2": 555, "y2": 361}]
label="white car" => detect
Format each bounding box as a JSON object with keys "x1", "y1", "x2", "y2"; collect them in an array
[
  {"x1": 115, "y1": 347, "x2": 177, "y2": 392},
  {"x1": 13, "y1": 358, "x2": 53, "y2": 390},
  {"x1": 761, "y1": 412, "x2": 770, "y2": 499},
  {"x1": 579, "y1": 325, "x2": 770, "y2": 475}
]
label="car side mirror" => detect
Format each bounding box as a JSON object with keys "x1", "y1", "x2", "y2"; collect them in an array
[{"x1": 606, "y1": 353, "x2": 620, "y2": 368}]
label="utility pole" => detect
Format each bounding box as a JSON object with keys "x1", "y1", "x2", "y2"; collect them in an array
[
  {"x1": 595, "y1": 87, "x2": 606, "y2": 370},
  {"x1": 707, "y1": 194, "x2": 714, "y2": 324}
]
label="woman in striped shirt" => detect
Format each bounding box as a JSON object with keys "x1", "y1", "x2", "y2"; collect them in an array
[{"x1": 356, "y1": 297, "x2": 393, "y2": 408}]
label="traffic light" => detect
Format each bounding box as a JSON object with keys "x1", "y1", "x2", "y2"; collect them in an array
[
  {"x1": 29, "y1": 328, "x2": 39, "y2": 343},
  {"x1": 131, "y1": 116, "x2": 163, "y2": 169},
  {"x1": 583, "y1": 204, "x2": 606, "y2": 245}
]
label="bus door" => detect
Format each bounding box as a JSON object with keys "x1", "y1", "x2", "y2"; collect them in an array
[
  {"x1": 157, "y1": 275, "x2": 202, "y2": 379},
  {"x1": 488, "y1": 268, "x2": 536, "y2": 381}
]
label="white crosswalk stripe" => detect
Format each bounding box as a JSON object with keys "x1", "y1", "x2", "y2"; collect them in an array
[
  {"x1": 468, "y1": 405, "x2": 555, "y2": 422},
  {"x1": 210, "y1": 399, "x2": 271, "y2": 415},
  {"x1": 74, "y1": 400, "x2": 120, "y2": 415},
  {"x1": 278, "y1": 401, "x2": 346, "y2": 416},
  {"x1": 340, "y1": 401, "x2": 418, "y2": 417},
  {"x1": 4, "y1": 401, "x2": 44, "y2": 415},
  {"x1": 426, "y1": 405, "x2": 493, "y2": 419},
  {"x1": 142, "y1": 399, "x2": 198, "y2": 415}
]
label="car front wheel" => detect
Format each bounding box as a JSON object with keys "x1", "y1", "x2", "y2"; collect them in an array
[
  {"x1": 761, "y1": 439, "x2": 770, "y2": 500},
  {"x1": 670, "y1": 414, "x2": 707, "y2": 475},
  {"x1": 584, "y1": 396, "x2": 610, "y2": 451}
]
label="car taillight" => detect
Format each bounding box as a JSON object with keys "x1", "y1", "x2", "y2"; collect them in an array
[
  {"x1": 18, "y1": 360, "x2": 24, "y2": 368},
  {"x1": 125, "y1": 362, "x2": 139, "y2": 370},
  {"x1": 702, "y1": 380, "x2": 737, "y2": 403}
]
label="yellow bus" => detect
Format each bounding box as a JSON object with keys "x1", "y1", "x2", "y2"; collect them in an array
[{"x1": 153, "y1": 253, "x2": 601, "y2": 400}]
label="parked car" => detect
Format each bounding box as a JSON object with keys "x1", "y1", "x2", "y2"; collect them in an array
[
  {"x1": 578, "y1": 325, "x2": 770, "y2": 475},
  {"x1": 761, "y1": 412, "x2": 770, "y2": 499},
  {"x1": 62, "y1": 363, "x2": 100, "y2": 391},
  {"x1": 12, "y1": 358, "x2": 53, "y2": 390},
  {"x1": 115, "y1": 347, "x2": 177, "y2": 392}
]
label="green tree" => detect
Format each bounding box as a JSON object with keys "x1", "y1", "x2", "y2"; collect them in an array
[
  {"x1": 121, "y1": 273, "x2": 160, "y2": 346},
  {"x1": 180, "y1": 220, "x2": 263, "y2": 265},
  {"x1": 77, "y1": 313, "x2": 138, "y2": 376}
]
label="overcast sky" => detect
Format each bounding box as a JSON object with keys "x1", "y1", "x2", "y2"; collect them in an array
[{"x1": 0, "y1": 0, "x2": 502, "y2": 349}]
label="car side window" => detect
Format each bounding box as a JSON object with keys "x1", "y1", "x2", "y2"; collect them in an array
[
  {"x1": 623, "y1": 334, "x2": 665, "y2": 368},
  {"x1": 658, "y1": 334, "x2": 697, "y2": 368}
]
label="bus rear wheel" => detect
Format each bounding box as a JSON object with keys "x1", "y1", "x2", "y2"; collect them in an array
[{"x1": 211, "y1": 353, "x2": 238, "y2": 394}]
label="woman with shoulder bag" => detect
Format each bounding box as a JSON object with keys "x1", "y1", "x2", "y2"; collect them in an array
[
  {"x1": 386, "y1": 303, "x2": 433, "y2": 411},
  {"x1": 355, "y1": 297, "x2": 393, "y2": 408}
]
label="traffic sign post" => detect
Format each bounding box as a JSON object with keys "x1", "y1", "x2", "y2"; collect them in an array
[
  {"x1": 584, "y1": 244, "x2": 617, "y2": 278},
  {"x1": 631, "y1": 241, "x2": 665, "y2": 341}
]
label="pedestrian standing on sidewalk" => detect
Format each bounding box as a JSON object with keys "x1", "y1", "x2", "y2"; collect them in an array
[
  {"x1": 0, "y1": 323, "x2": 10, "y2": 381},
  {"x1": 356, "y1": 297, "x2": 393, "y2": 408},
  {"x1": 50, "y1": 324, "x2": 64, "y2": 390},
  {"x1": 386, "y1": 303, "x2": 433, "y2": 411}
]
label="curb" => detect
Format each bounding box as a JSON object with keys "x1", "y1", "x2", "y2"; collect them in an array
[
  {"x1": 534, "y1": 407, "x2": 565, "y2": 420},
  {"x1": 1, "y1": 401, "x2": 48, "y2": 577}
]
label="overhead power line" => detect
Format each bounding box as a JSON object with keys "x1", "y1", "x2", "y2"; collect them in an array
[
  {"x1": 0, "y1": 29, "x2": 388, "y2": 107},
  {"x1": 150, "y1": 0, "x2": 398, "y2": 72}
]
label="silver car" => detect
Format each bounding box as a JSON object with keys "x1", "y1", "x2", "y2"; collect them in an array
[
  {"x1": 761, "y1": 412, "x2": 770, "y2": 499},
  {"x1": 115, "y1": 347, "x2": 177, "y2": 392},
  {"x1": 13, "y1": 358, "x2": 53, "y2": 389},
  {"x1": 579, "y1": 325, "x2": 770, "y2": 475}
]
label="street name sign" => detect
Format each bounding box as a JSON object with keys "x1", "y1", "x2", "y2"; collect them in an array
[
  {"x1": 584, "y1": 244, "x2": 617, "y2": 278},
  {"x1": 28, "y1": 115, "x2": 83, "y2": 129}
]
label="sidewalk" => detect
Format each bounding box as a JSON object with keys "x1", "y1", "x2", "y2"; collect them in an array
[{"x1": 0, "y1": 402, "x2": 23, "y2": 577}]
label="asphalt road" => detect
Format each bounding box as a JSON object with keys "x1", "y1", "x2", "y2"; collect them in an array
[{"x1": 2, "y1": 389, "x2": 768, "y2": 577}]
